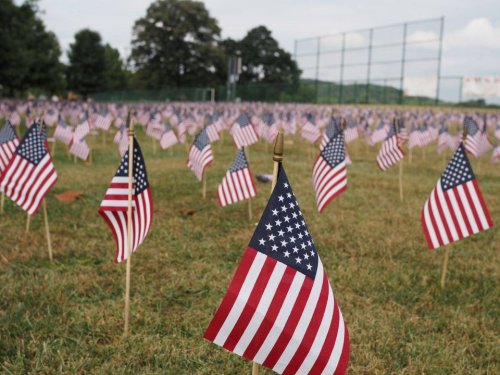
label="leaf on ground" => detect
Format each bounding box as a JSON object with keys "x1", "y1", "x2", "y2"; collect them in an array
[{"x1": 55, "y1": 190, "x2": 83, "y2": 203}]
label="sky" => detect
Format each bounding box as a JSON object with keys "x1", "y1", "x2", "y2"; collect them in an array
[{"x1": 27, "y1": 0, "x2": 500, "y2": 102}]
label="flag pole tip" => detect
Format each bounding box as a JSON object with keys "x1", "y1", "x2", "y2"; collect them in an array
[{"x1": 273, "y1": 131, "x2": 284, "y2": 162}]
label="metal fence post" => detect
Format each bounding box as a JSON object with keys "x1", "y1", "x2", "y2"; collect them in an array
[
  {"x1": 339, "y1": 32, "x2": 346, "y2": 104},
  {"x1": 435, "y1": 16, "x2": 445, "y2": 105},
  {"x1": 399, "y1": 23, "x2": 408, "y2": 105},
  {"x1": 366, "y1": 28, "x2": 373, "y2": 104},
  {"x1": 315, "y1": 37, "x2": 321, "y2": 103}
]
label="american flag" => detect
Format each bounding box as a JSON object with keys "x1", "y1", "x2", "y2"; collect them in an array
[
  {"x1": 205, "y1": 165, "x2": 350, "y2": 375},
  {"x1": 421, "y1": 143, "x2": 493, "y2": 250},
  {"x1": 259, "y1": 113, "x2": 279, "y2": 144},
  {"x1": 397, "y1": 118, "x2": 408, "y2": 144},
  {"x1": 160, "y1": 124, "x2": 178, "y2": 150},
  {"x1": 376, "y1": 122, "x2": 404, "y2": 171},
  {"x1": 44, "y1": 109, "x2": 58, "y2": 127},
  {"x1": 9, "y1": 111, "x2": 21, "y2": 126},
  {"x1": 92, "y1": 109, "x2": 113, "y2": 131},
  {"x1": 301, "y1": 114, "x2": 321, "y2": 144},
  {"x1": 187, "y1": 128, "x2": 213, "y2": 181},
  {"x1": 205, "y1": 115, "x2": 220, "y2": 143},
  {"x1": 98, "y1": 137, "x2": 153, "y2": 263},
  {"x1": 217, "y1": 149, "x2": 256, "y2": 207},
  {"x1": 491, "y1": 146, "x2": 500, "y2": 163},
  {"x1": 370, "y1": 121, "x2": 388, "y2": 144},
  {"x1": 231, "y1": 113, "x2": 258, "y2": 148},
  {"x1": 53, "y1": 117, "x2": 73, "y2": 145},
  {"x1": 74, "y1": 114, "x2": 90, "y2": 140},
  {"x1": 0, "y1": 121, "x2": 19, "y2": 174},
  {"x1": 344, "y1": 117, "x2": 359, "y2": 144},
  {"x1": 320, "y1": 117, "x2": 341, "y2": 150},
  {"x1": 313, "y1": 132, "x2": 348, "y2": 213},
  {"x1": 69, "y1": 139, "x2": 90, "y2": 160},
  {"x1": 0, "y1": 122, "x2": 57, "y2": 215},
  {"x1": 464, "y1": 116, "x2": 482, "y2": 158},
  {"x1": 437, "y1": 126, "x2": 450, "y2": 154}
]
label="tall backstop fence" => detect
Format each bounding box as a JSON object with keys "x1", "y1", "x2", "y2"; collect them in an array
[{"x1": 294, "y1": 17, "x2": 446, "y2": 105}]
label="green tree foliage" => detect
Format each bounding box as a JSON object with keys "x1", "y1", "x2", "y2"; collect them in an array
[
  {"x1": 0, "y1": 0, "x2": 64, "y2": 96},
  {"x1": 130, "y1": 0, "x2": 225, "y2": 88},
  {"x1": 66, "y1": 29, "x2": 107, "y2": 97},
  {"x1": 103, "y1": 44, "x2": 128, "y2": 90},
  {"x1": 230, "y1": 26, "x2": 301, "y2": 85}
]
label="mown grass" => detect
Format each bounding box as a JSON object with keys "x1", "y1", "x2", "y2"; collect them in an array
[{"x1": 0, "y1": 124, "x2": 498, "y2": 374}]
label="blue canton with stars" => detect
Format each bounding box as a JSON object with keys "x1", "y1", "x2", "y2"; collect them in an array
[
  {"x1": 115, "y1": 138, "x2": 149, "y2": 195},
  {"x1": 324, "y1": 117, "x2": 341, "y2": 140},
  {"x1": 229, "y1": 149, "x2": 249, "y2": 172},
  {"x1": 16, "y1": 123, "x2": 47, "y2": 164},
  {"x1": 0, "y1": 121, "x2": 17, "y2": 143},
  {"x1": 464, "y1": 116, "x2": 479, "y2": 136},
  {"x1": 249, "y1": 166, "x2": 318, "y2": 279},
  {"x1": 321, "y1": 132, "x2": 346, "y2": 168},
  {"x1": 386, "y1": 121, "x2": 398, "y2": 139},
  {"x1": 440, "y1": 143, "x2": 474, "y2": 191},
  {"x1": 236, "y1": 113, "x2": 251, "y2": 127},
  {"x1": 193, "y1": 129, "x2": 210, "y2": 151}
]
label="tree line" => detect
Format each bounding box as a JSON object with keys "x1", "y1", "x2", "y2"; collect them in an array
[{"x1": 0, "y1": 0, "x2": 300, "y2": 99}]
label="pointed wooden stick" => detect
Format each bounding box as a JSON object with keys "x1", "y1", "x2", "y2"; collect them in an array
[
  {"x1": 395, "y1": 118, "x2": 404, "y2": 201},
  {"x1": 42, "y1": 199, "x2": 53, "y2": 261},
  {"x1": 124, "y1": 112, "x2": 134, "y2": 337},
  {"x1": 440, "y1": 246, "x2": 450, "y2": 288},
  {"x1": 252, "y1": 130, "x2": 284, "y2": 375},
  {"x1": 202, "y1": 172, "x2": 207, "y2": 199},
  {"x1": 26, "y1": 214, "x2": 31, "y2": 233},
  {"x1": 1, "y1": 192, "x2": 4, "y2": 214}
]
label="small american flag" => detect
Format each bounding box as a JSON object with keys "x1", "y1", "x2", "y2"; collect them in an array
[
  {"x1": 69, "y1": 139, "x2": 90, "y2": 160},
  {"x1": 344, "y1": 117, "x2": 359, "y2": 144},
  {"x1": 217, "y1": 149, "x2": 256, "y2": 207},
  {"x1": 491, "y1": 146, "x2": 500, "y2": 163},
  {"x1": 421, "y1": 143, "x2": 493, "y2": 249},
  {"x1": 0, "y1": 121, "x2": 19, "y2": 174},
  {"x1": 44, "y1": 109, "x2": 58, "y2": 127},
  {"x1": 320, "y1": 117, "x2": 341, "y2": 150},
  {"x1": 99, "y1": 137, "x2": 153, "y2": 263},
  {"x1": 0, "y1": 122, "x2": 57, "y2": 215},
  {"x1": 464, "y1": 116, "x2": 482, "y2": 158},
  {"x1": 313, "y1": 131, "x2": 348, "y2": 213},
  {"x1": 53, "y1": 117, "x2": 73, "y2": 145},
  {"x1": 205, "y1": 115, "x2": 220, "y2": 143},
  {"x1": 301, "y1": 114, "x2": 321, "y2": 144},
  {"x1": 231, "y1": 113, "x2": 258, "y2": 148},
  {"x1": 205, "y1": 165, "x2": 350, "y2": 374},
  {"x1": 74, "y1": 114, "x2": 90, "y2": 140},
  {"x1": 160, "y1": 124, "x2": 178, "y2": 150},
  {"x1": 92, "y1": 109, "x2": 113, "y2": 131},
  {"x1": 370, "y1": 121, "x2": 388, "y2": 144},
  {"x1": 187, "y1": 128, "x2": 213, "y2": 181},
  {"x1": 376, "y1": 122, "x2": 404, "y2": 171},
  {"x1": 259, "y1": 113, "x2": 278, "y2": 144}
]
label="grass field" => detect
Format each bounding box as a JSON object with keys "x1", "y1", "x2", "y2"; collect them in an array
[{"x1": 0, "y1": 124, "x2": 498, "y2": 374}]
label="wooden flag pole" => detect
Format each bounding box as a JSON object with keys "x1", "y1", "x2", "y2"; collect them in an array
[
  {"x1": 395, "y1": 118, "x2": 404, "y2": 201},
  {"x1": 440, "y1": 246, "x2": 450, "y2": 288},
  {"x1": 252, "y1": 130, "x2": 285, "y2": 375},
  {"x1": 202, "y1": 172, "x2": 207, "y2": 199},
  {"x1": 42, "y1": 199, "x2": 53, "y2": 261},
  {"x1": 244, "y1": 146, "x2": 252, "y2": 221},
  {"x1": 124, "y1": 112, "x2": 134, "y2": 337}
]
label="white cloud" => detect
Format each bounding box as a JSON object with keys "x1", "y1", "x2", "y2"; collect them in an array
[{"x1": 446, "y1": 18, "x2": 500, "y2": 50}]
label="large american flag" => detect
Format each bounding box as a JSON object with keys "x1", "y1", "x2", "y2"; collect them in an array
[
  {"x1": 313, "y1": 132, "x2": 348, "y2": 213},
  {"x1": 98, "y1": 138, "x2": 153, "y2": 263},
  {"x1": 376, "y1": 122, "x2": 404, "y2": 171},
  {"x1": 421, "y1": 144, "x2": 493, "y2": 249},
  {"x1": 187, "y1": 128, "x2": 213, "y2": 181},
  {"x1": 231, "y1": 113, "x2": 258, "y2": 148},
  {"x1": 217, "y1": 149, "x2": 256, "y2": 207},
  {"x1": 205, "y1": 166, "x2": 350, "y2": 375},
  {"x1": 0, "y1": 122, "x2": 57, "y2": 215},
  {"x1": 0, "y1": 121, "x2": 19, "y2": 174}
]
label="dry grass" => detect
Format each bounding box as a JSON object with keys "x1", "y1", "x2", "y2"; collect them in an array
[{"x1": 0, "y1": 125, "x2": 498, "y2": 374}]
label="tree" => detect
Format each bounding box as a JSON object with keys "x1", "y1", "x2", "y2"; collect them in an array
[
  {"x1": 130, "y1": 0, "x2": 225, "y2": 88},
  {"x1": 0, "y1": 0, "x2": 64, "y2": 96},
  {"x1": 66, "y1": 29, "x2": 107, "y2": 97},
  {"x1": 234, "y1": 26, "x2": 301, "y2": 85},
  {"x1": 103, "y1": 44, "x2": 128, "y2": 90}
]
